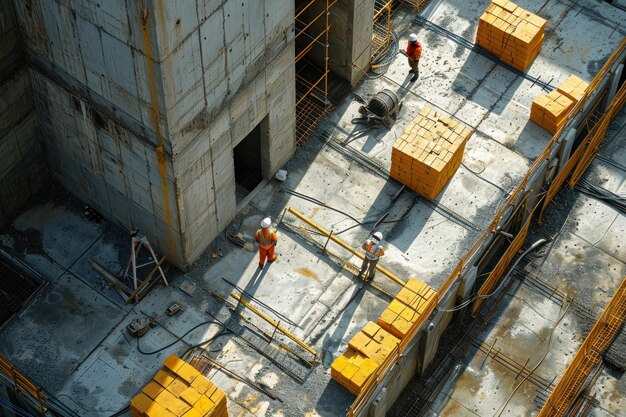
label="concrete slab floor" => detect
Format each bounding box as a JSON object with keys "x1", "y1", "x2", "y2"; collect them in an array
[{"x1": 1, "y1": 1, "x2": 625, "y2": 417}]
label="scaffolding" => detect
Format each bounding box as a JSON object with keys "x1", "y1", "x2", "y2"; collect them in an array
[
  {"x1": 295, "y1": 0, "x2": 336, "y2": 144},
  {"x1": 372, "y1": 0, "x2": 393, "y2": 63}
]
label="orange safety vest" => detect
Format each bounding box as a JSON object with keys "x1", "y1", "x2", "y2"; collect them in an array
[
  {"x1": 364, "y1": 240, "x2": 384, "y2": 260},
  {"x1": 256, "y1": 228, "x2": 277, "y2": 249}
]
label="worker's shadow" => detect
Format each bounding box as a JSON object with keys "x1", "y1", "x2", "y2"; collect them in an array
[{"x1": 242, "y1": 263, "x2": 270, "y2": 298}]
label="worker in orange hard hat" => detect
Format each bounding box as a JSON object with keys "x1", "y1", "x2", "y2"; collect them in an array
[
  {"x1": 255, "y1": 217, "x2": 278, "y2": 269},
  {"x1": 357, "y1": 231, "x2": 384, "y2": 281},
  {"x1": 407, "y1": 33, "x2": 422, "y2": 82}
]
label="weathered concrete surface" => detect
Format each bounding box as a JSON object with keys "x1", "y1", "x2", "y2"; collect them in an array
[
  {"x1": 1, "y1": 1, "x2": 625, "y2": 417},
  {"x1": 13, "y1": 0, "x2": 297, "y2": 269},
  {"x1": 0, "y1": 0, "x2": 48, "y2": 226}
]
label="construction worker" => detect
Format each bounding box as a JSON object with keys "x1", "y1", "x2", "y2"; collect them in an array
[
  {"x1": 357, "y1": 232, "x2": 384, "y2": 281},
  {"x1": 255, "y1": 217, "x2": 278, "y2": 268},
  {"x1": 406, "y1": 33, "x2": 422, "y2": 82}
]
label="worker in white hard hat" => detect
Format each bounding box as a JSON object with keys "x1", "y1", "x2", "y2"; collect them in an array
[
  {"x1": 357, "y1": 231, "x2": 385, "y2": 281},
  {"x1": 255, "y1": 217, "x2": 278, "y2": 268},
  {"x1": 406, "y1": 33, "x2": 422, "y2": 82}
]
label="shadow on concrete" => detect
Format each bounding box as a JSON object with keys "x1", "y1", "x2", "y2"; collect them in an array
[
  {"x1": 315, "y1": 378, "x2": 356, "y2": 417},
  {"x1": 451, "y1": 49, "x2": 523, "y2": 116}
]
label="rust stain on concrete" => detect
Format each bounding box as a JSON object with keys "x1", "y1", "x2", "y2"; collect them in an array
[
  {"x1": 296, "y1": 267, "x2": 320, "y2": 283},
  {"x1": 140, "y1": 7, "x2": 175, "y2": 259}
]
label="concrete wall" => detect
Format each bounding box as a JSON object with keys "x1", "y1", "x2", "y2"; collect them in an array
[
  {"x1": 0, "y1": 1, "x2": 48, "y2": 226},
  {"x1": 302, "y1": 0, "x2": 374, "y2": 85},
  {"x1": 13, "y1": 0, "x2": 296, "y2": 269},
  {"x1": 154, "y1": 1, "x2": 296, "y2": 263}
]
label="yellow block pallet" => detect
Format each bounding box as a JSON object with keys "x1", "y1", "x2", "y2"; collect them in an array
[
  {"x1": 530, "y1": 90, "x2": 575, "y2": 134},
  {"x1": 130, "y1": 355, "x2": 228, "y2": 417},
  {"x1": 330, "y1": 348, "x2": 379, "y2": 396},
  {"x1": 390, "y1": 107, "x2": 472, "y2": 201},
  {"x1": 556, "y1": 74, "x2": 589, "y2": 104},
  {"x1": 475, "y1": 0, "x2": 547, "y2": 71},
  {"x1": 376, "y1": 278, "x2": 437, "y2": 339}
]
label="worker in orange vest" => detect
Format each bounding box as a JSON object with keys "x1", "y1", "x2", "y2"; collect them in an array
[
  {"x1": 255, "y1": 217, "x2": 278, "y2": 268},
  {"x1": 407, "y1": 33, "x2": 422, "y2": 82},
  {"x1": 357, "y1": 232, "x2": 384, "y2": 281}
]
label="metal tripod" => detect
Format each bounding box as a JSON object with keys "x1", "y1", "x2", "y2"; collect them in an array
[{"x1": 124, "y1": 230, "x2": 168, "y2": 290}]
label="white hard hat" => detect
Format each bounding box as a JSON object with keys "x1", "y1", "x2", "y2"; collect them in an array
[
  {"x1": 373, "y1": 232, "x2": 383, "y2": 241},
  {"x1": 261, "y1": 217, "x2": 271, "y2": 228},
  {"x1": 409, "y1": 33, "x2": 418, "y2": 42}
]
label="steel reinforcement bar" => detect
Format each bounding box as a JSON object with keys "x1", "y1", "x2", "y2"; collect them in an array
[{"x1": 537, "y1": 275, "x2": 626, "y2": 416}]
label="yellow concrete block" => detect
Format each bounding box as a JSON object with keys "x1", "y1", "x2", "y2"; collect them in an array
[
  {"x1": 182, "y1": 409, "x2": 203, "y2": 417},
  {"x1": 351, "y1": 370, "x2": 371, "y2": 390},
  {"x1": 378, "y1": 308, "x2": 397, "y2": 326},
  {"x1": 163, "y1": 355, "x2": 186, "y2": 374},
  {"x1": 348, "y1": 331, "x2": 371, "y2": 354},
  {"x1": 190, "y1": 375, "x2": 214, "y2": 395},
  {"x1": 130, "y1": 392, "x2": 153, "y2": 417},
  {"x1": 361, "y1": 321, "x2": 381, "y2": 338},
  {"x1": 375, "y1": 328, "x2": 399, "y2": 346},
  {"x1": 360, "y1": 358, "x2": 380, "y2": 375},
  {"x1": 341, "y1": 362, "x2": 359, "y2": 381},
  {"x1": 194, "y1": 396, "x2": 216, "y2": 415},
  {"x1": 331, "y1": 355, "x2": 349, "y2": 374},
  {"x1": 180, "y1": 387, "x2": 202, "y2": 406},
  {"x1": 392, "y1": 317, "x2": 413, "y2": 337},
  {"x1": 144, "y1": 402, "x2": 176, "y2": 417},
  {"x1": 155, "y1": 389, "x2": 178, "y2": 408},
  {"x1": 209, "y1": 389, "x2": 226, "y2": 405},
  {"x1": 388, "y1": 299, "x2": 406, "y2": 315},
  {"x1": 404, "y1": 278, "x2": 428, "y2": 294},
  {"x1": 344, "y1": 348, "x2": 367, "y2": 366},
  {"x1": 167, "y1": 378, "x2": 188, "y2": 397},
  {"x1": 164, "y1": 397, "x2": 191, "y2": 416},
  {"x1": 176, "y1": 363, "x2": 200, "y2": 384},
  {"x1": 143, "y1": 381, "x2": 166, "y2": 400},
  {"x1": 362, "y1": 341, "x2": 380, "y2": 358},
  {"x1": 399, "y1": 307, "x2": 419, "y2": 323},
  {"x1": 154, "y1": 369, "x2": 177, "y2": 388}
]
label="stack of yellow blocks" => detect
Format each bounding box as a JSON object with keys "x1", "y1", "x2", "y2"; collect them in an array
[
  {"x1": 130, "y1": 355, "x2": 228, "y2": 417},
  {"x1": 530, "y1": 90, "x2": 574, "y2": 134},
  {"x1": 390, "y1": 107, "x2": 473, "y2": 201},
  {"x1": 556, "y1": 74, "x2": 589, "y2": 104},
  {"x1": 330, "y1": 278, "x2": 436, "y2": 396},
  {"x1": 330, "y1": 348, "x2": 379, "y2": 396},
  {"x1": 377, "y1": 278, "x2": 437, "y2": 340},
  {"x1": 475, "y1": 0, "x2": 547, "y2": 71}
]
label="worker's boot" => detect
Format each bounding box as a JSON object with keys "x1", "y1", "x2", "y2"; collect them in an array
[
  {"x1": 409, "y1": 69, "x2": 414, "y2": 73},
  {"x1": 410, "y1": 72, "x2": 419, "y2": 82}
]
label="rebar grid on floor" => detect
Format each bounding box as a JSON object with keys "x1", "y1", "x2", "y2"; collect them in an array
[
  {"x1": 537, "y1": 275, "x2": 626, "y2": 417},
  {"x1": 0, "y1": 258, "x2": 41, "y2": 326}
]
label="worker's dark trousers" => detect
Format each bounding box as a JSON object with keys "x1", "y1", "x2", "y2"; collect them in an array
[
  {"x1": 408, "y1": 57, "x2": 419, "y2": 77},
  {"x1": 358, "y1": 257, "x2": 379, "y2": 280}
]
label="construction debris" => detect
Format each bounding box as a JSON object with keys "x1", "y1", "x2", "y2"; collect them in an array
[
  {"x1": 390, "y1": 106, "x2": 473, "y2": 200},
  {"x1": 130, "y1": 355, "x2": 228, "y2": 417},
  {"x1": 476, "y1": 0, "x2": 547, "y2": 71}
]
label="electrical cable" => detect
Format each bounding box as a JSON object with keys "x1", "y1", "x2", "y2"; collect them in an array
[
  {"x1": 462, "y1": 162, "x2": 509, "y2": 195},
  {"x1": 437, "y1": 239, "x2": 548, "y2": 313},
  {"x1": 574, "y1": 177, "x2": 626, "y2": 212},
  {"x1": 136, "y1": 320, "x2": 224, "y2": 355}
]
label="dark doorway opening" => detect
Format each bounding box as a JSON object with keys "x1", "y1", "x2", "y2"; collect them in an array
[{"x1": 234, "y1": 122, "x2": 264, "y2": 202}]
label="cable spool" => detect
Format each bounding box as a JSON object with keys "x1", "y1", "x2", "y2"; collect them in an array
[{"x1": 366, "y1": 89, "x2": 399, "y2": 117}]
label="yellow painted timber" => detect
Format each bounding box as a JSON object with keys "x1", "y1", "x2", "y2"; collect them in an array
[{"x1": 287, "y1": 207, "x2": 405, "y2": 286}]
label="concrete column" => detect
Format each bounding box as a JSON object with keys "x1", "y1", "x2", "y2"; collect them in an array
[{"x1": 328, "y1": 0, "x2": 375, "y2": 85}]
